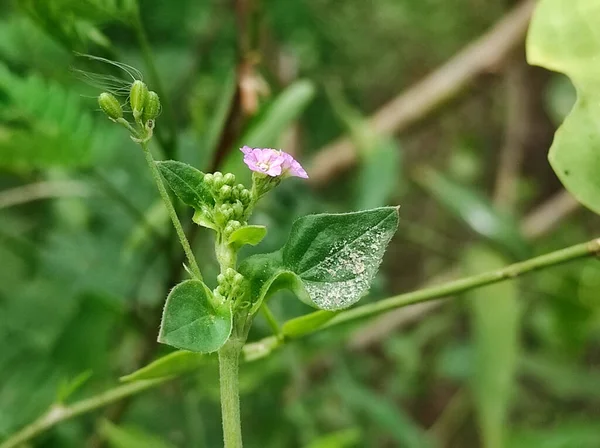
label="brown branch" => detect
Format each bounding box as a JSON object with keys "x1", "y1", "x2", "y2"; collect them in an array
[{"x1": 307, "y1": 0, "x2": 536, "y2": 186}]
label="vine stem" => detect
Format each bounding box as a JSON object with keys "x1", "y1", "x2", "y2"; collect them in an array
[
  {"x1": 218, "y1": 340, "x2": 244, "y2": 448},
  {"x1": 2, "y1": 236, "x2": 599, "y2": 447},
  {"x1": 141, "y1": 142, "x2": 202, "y2": 280}
]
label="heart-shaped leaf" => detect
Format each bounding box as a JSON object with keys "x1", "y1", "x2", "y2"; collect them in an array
[
  {"x1": 156, "y1": 160, "x2": 215, "y2": 210},
  {"x1": 158, "y1": 280, "x2": 232, "y2": 353},
  {"x1": 239, "y1": 207, "x2": 399, "y2": 311},
  {"x1": 527, "y1": 0, "x2": 600, "y2": 214},
  {"x1": 227, "y1": 225, "x2": 267, "y2": 249}
]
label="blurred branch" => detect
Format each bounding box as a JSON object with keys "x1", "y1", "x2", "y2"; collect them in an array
[
  {"x1": 307, "y1": 0, "x2": 536, "y2": 186},
  {"x1": 348, "y1": 188, "x2": 580, "y2": 350},
  {"x1": 0, "y1": 181, "x2": 90, "y2": 209},
  {"x1": 4, "y1": 236, "x2": 600, "y2": 447},
  {"x1": 494, "y1": 56, "x2": 531, "y2": 208},
  {"x1": 209, "y1": 0, "x2": 257, "y2": 171},
  {"x1": 0, "y1": 379, "x2": 168, "y2": 448}
]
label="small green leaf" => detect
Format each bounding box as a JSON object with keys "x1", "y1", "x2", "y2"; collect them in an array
[
  {"x1": 56, "y1": 370, "x2": 93, "y2": 403},
  {"x1": 281, "y1": 310, "x2": 337, "y2": 339},
  {"x1": 156, "y1": 160, "x2": 215, "y2": 210},
  {"x1": 527, "y1": 0, "x2": 600, "y2": 215},
  {"x1": 415, "y1": 167, "x2": 529, "y2": 259},
  {"x1": 227, "y1": 225, "x2": 267, "y2": 249},
  {"x1": 464, "y1": 246, "x2": 521, "y2": 448},
  {"x1": 120, "y1": 350, "x2": 212, "y2": 383},
  {"x1": 158, "y1": 280, "x2": 232, "y2": 353},
  {"x1": 239, "y1": 207, "x2": 399, "y2": 311}
]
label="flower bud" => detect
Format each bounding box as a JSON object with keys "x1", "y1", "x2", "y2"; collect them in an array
[
  {"x1": 204, "y1": 173, "x2": 214, "y2": 186},
  {"x1": 219, "y1": 185, "x2": 232, "y2": 201},
  {"x1": 130, "y1": 80, "x2": 148, "y2": 121},
  {"x1": 232, "y1": 201, "x2": 244, "y2": 219},
  {"x1": 226, "y1": 268, "x2": 237, "y2": 279},
  {"x1": 217, "y1": 274, "x2": 225, "y2": 285},
  {"x1": 233, "y1": 273, "x2": 244, "y2": 286},
  {"x1": 98, "y1": 92, "x2": 123, "y2": 120},
  {"x1": 142, "y1": 91, "x2": 161, "y2": 123},
  {"x1": 223, "y1": 173, "x2": 236, "y2": 186},
  {"x1": 239, "y1": 189, "x2": 252, "y2": 204},
  {"x1": 213, "y1": 172, "x2": 224, "y2": 189}
]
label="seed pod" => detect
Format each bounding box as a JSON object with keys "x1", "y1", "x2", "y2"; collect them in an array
[
  {"x1": 98, "y1": 92, "x2": 123, "y2": 120},
  {"x1": 142, "y1": 91, "x2": 161, "y2": 123},
  {"x1": 130, "y1": 80, "x2": 148, "y2": 121}
]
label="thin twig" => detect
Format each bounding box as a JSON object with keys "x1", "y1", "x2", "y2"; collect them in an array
[
  {"x1": 307, "y1": 0, "x2": 536, "y2": 186},
  {"x1": 0, "y1": 181, "x2": 90, "y2": 209}
]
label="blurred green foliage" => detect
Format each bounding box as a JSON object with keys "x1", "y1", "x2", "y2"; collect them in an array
[{"x1": 1, "y1": 0, "x2": 599, "y2": 447}]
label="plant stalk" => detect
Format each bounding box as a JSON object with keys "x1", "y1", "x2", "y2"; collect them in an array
[
  {"x1": 141, "y1": 142, "x2": 202, "y2": 280},
  {"x1": 218, "y1": 340, "x2": 244, "y2": 448}
]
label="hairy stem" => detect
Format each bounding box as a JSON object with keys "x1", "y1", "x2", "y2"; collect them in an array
[
  {"x1": 0, "y1": 379, "x2": 167, "y2": 448},
  {"x1": 218, "y1": 340, "x2": 244, "y2": 448},
  {"x1": 141, "y1": 142, "x2": 202, "y2": 280}
]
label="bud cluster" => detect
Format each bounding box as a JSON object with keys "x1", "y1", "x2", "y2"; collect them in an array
[
  {"x1": 202, "y1": 171, "x2": 253, "y2": 238},
  {"x1": 214, "y1": 268, "x2": 245, "y2": 304},
  {"x1": 97, "y1": 80, "x2": 161, "y2": 143}
]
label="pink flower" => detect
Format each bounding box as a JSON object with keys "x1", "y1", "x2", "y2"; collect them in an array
[
  {"x1": 281, "y1": 152, "x2": 309, "y2": 179},
  {"x1": 240, "y1": 146, "x2": 308, "y2": 179}
]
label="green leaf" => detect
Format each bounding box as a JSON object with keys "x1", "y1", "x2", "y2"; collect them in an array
[
  {"x1": 158, "y1": 280, "x2": 232, "y2": 353},
  {"x1": 305, "y1": 428, "x2": 362, "y2": 448},
  {"x1": 527, "y1": 0, "x2": 600, "y2": 215},
  {"x1": 156, "y1": 160, "x2": 215, "y2": 210},
  {"x1": 56, "y1": 370, "x2": 93, "y2": 403},
  {"x1": 281, "y1": 310, "x2": 337, "y2": 339},
  {"x1": 464, "y1": 246, "x2": 521, "y2": 448},
  {"x1": 239, "y1": 207, "x2": 399, "y2": 311},
  {"x1": 415, "y1": 167, "x2": 529, "y2": 259},
  {"x1": 120, "y1": 350, "x2": 212, "y2": 383},
  {"x1": 227, "y1": 225, "x2": 267, "y2": 249},
  {"x1": 100, "y1": 420, "x2": 176, "y2": 448}
]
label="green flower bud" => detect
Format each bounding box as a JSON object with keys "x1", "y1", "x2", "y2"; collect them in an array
[
  {"x1": 213, "y1": 172, "x2": 224, "y2": 189},
  {"x1": 217, "y1": 274, "x2": 226, "y2": 285},
  {"x1": 142, "y1": 91, "x2": 161, "y2": 123},
  {"x1": 130, "y1": 80, "x2": 148, "y2": 121},
  {"x1": 223, "y1": 173, "x2": 236, "y2": 186},
  {"x1": 239, "y1": 189, "x2": 252, "y2": 204},
  {"x1": 204, "y1": 173, "x2": 214, "y2": 186},
  {"x1": 226, "y1": 268, "x2": 237, "y2": 279},
  {"x1": 233, "y1": 273, "x2": 244, "y2": 286},
  {"x1": 98, "y1": 92, "x2": 123, "y2": 121},
  {"x1": 219, "y1": 185, "x2": 232, "y2": 201},
  {"x1": 229, "y1": 203, "x2": 242, "y2": 220}
]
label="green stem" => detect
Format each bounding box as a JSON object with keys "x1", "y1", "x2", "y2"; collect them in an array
[
  {"x1": 141, "y1": 142, "x2": 202, "y2": 280},
  {"x1": 321, "y1": 237, "x2": 600, "y2": 329},
  {"x1": 3, "y1": 237, "x2": 599, "y2": 447},
  {"x1": 218, "y1": 340, "x2": 244, "y2": 448},
  {"x1": 261, "y1": 304, "x2": 281, "y2": 338},
  {"x1": 0, "y1": 379, "x2": 167, "y2": 448}
]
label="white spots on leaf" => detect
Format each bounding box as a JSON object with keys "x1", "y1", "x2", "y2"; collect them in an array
[{"x1": 300, "y1": 227, "x2": 392, "y2": 310}]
